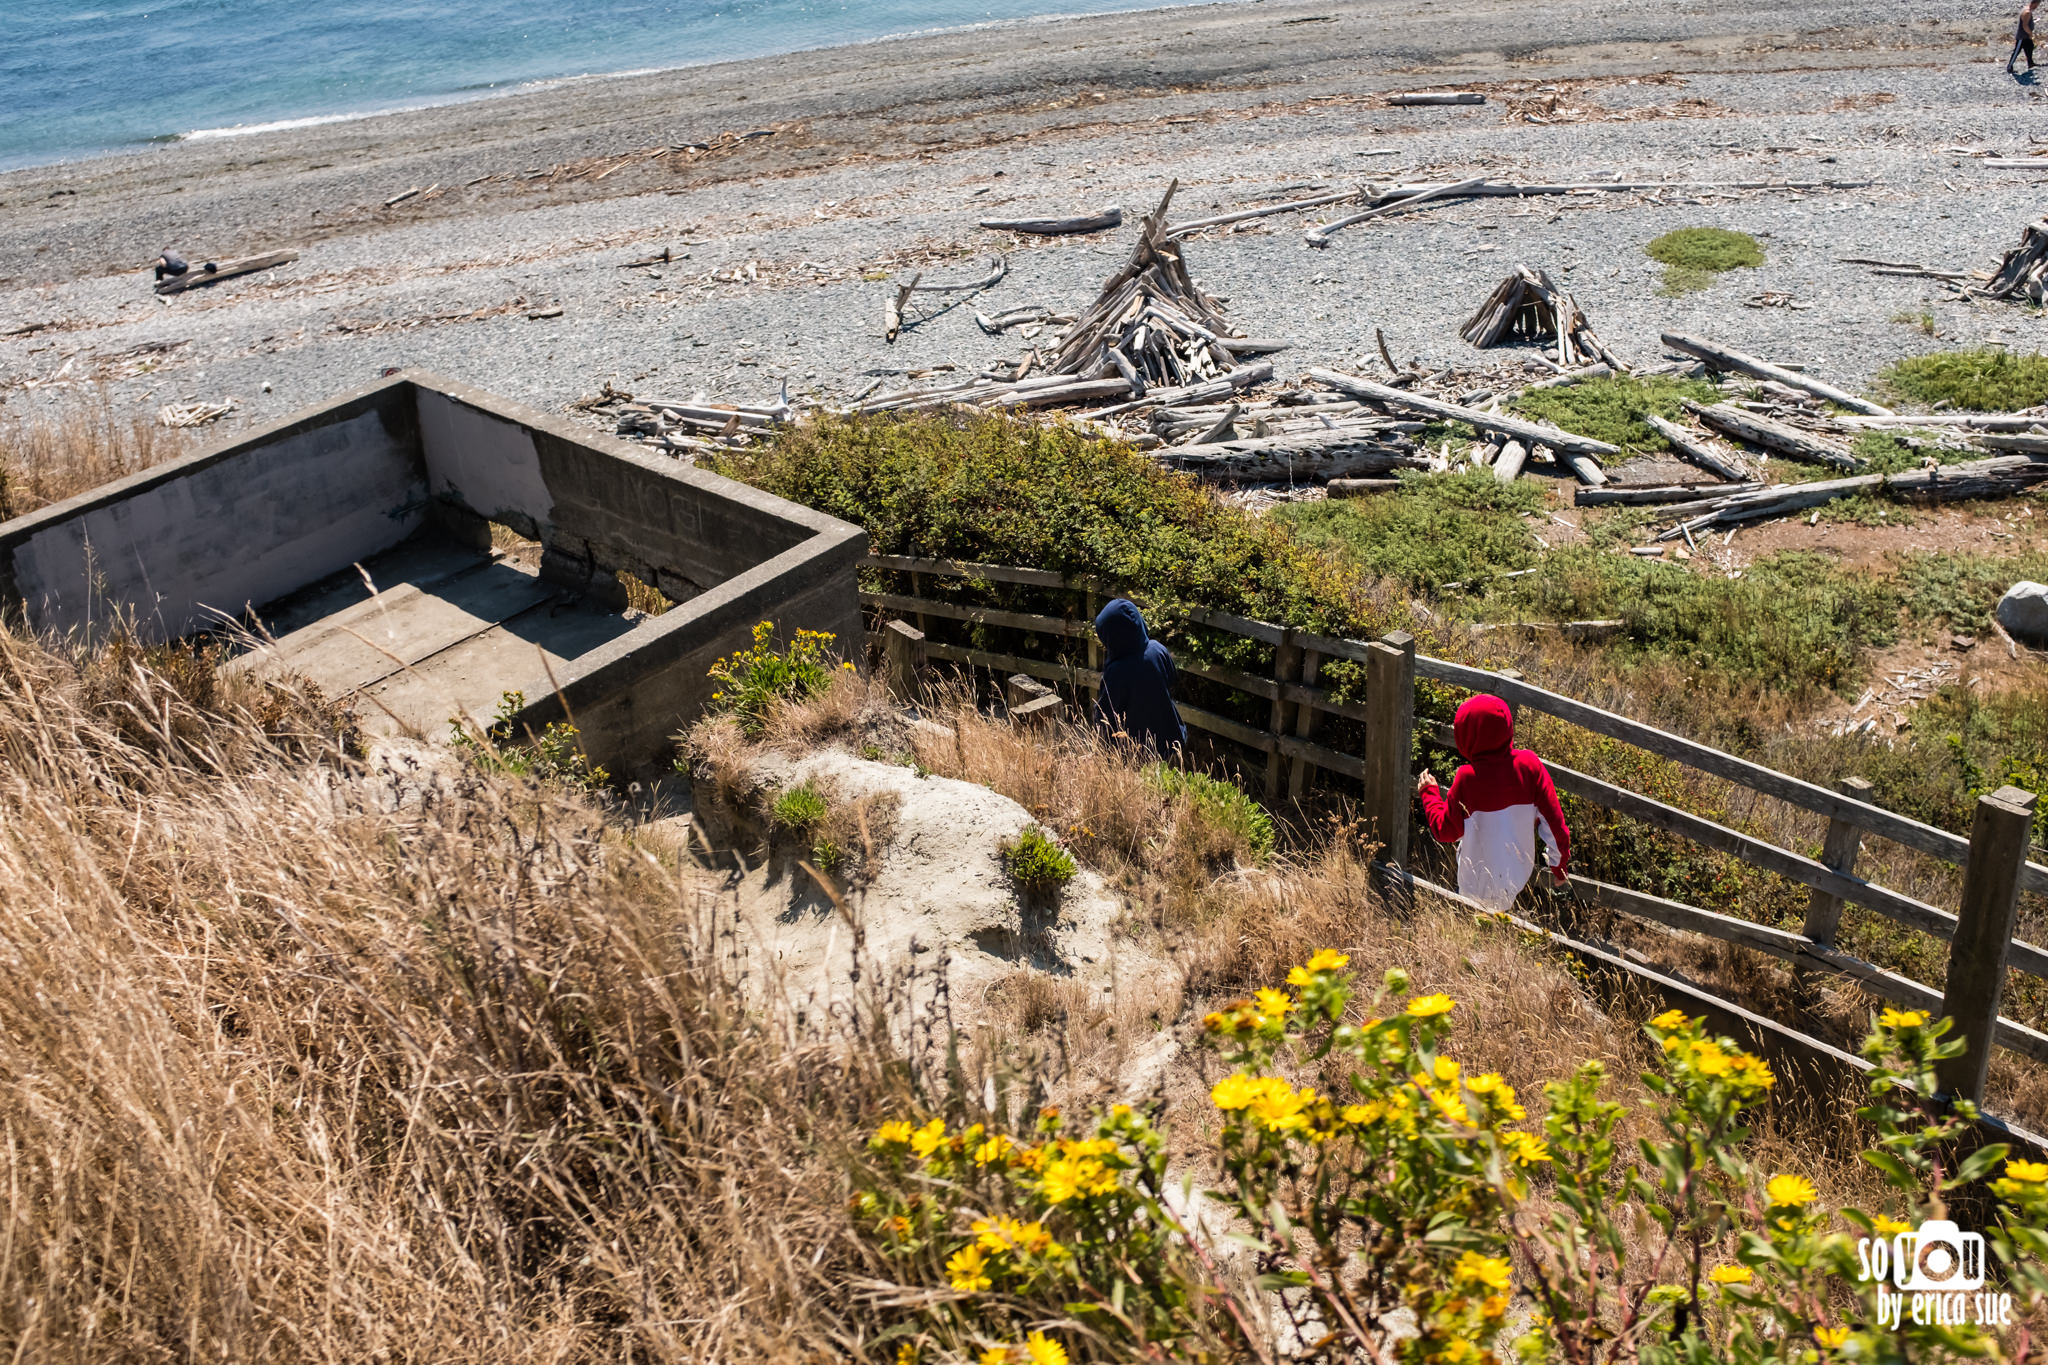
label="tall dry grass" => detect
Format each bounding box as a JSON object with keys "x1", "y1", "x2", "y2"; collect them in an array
[
  {"x1": 0, "y1": 391, "x2": 194, "y2": 520},
  {"x1": 0, "y1": 624, "x2": 931, "y2": 1362}
]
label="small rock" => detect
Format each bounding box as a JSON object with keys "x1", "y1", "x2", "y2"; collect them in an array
[
  {"x1": 1950, "y1": 633, "x2": 1977, "y2": 652},
  {"x1": 1996, "y1": 581, "x2": 2048, "y2": 647}
]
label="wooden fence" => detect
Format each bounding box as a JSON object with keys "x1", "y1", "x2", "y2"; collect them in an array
[{"x1": 859, "y1": 552, "x2": 2046, "y2": 1109}]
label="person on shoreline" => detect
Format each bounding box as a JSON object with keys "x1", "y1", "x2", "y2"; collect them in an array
[
  {"x1": 2013, "y1": 0, "x2": 2037, "y2": 75},
  {"x1": 152, "y1": 248, "x2": 189, "y2": 282},
  {"x1": 1415, "y1": 694, "x2": 1570, "y2": 913},
  {"x1": 1092, "y1": 598, "x2": 1186, "y2": 759}
]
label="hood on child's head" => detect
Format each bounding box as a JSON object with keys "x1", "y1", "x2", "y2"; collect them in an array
[
  {"x1": 1453, "y1": 693, "x2": 1515, "y2": 758},
  {"x1": 1093, "y1": 598, "x2": 1151, "y2": 661}
]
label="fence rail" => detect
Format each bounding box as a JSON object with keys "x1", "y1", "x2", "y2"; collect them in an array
[{"x1": 858, "y1": 552, "x2": 2048, "y2": 1107}]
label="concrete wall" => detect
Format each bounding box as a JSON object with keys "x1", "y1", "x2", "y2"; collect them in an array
[
  {"x1": 0, "y1": 385, "x2": 424, "y2": 641},
  {"x1": 0, "y1": 372, "x2": 866, "y2": 777}
]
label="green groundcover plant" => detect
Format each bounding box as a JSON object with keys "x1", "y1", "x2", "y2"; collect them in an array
[{"x1": 855, "y1": 949, "x2": 2048, "y2": 1364}]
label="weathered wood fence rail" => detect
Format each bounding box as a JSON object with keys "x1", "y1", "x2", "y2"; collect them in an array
[{"x1": 859, "y1": 553, "x2": 2046, "y2": 1107}]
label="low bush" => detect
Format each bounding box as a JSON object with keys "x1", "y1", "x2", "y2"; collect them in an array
[
  {"x1": 1000, "y1": 825, "x2": 1078, "y2": 895},
  {"x1": 1893, "y1": 546, "x2": 2048, "y2": 631},
  {"x1": 861, "y1": 949, "x2": 2048, "y2": 1362},
  {"x1": 1645, "y1": 226, "x2": 1764, "y2": 295},
  {"x1": 706, "y1": 620, "x2": 853, "y2": 736},
  {"x1": 1271, "y1": 467, "x2": 1545, "y2": 592},
  {"x1": 1145, "y1": 763, "x2": 1275, "y2": 861},
  {"x1": 770, "y1": 781, "x2": 829, "y2": 832},
  {"x1": 1511, "y1": 373, "x2": 1719, "y2": 452},
  {"x1": 448, "y1": 688, "x2": 610, "y2": 790},
  {"x1": 1880, "y1": 348, "x2": 2048, "y2": 412}
]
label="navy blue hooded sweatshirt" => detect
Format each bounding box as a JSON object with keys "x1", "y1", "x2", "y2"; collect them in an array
[{"x1": 1093, "y1": 598, "x2": 1186, "y2": 756}]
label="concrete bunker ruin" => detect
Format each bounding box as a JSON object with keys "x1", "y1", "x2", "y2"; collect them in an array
[{"x1": 0, "y1": 372, "x2": 864, "y2": 774}]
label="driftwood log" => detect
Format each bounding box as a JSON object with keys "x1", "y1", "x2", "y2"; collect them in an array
[
  {"x1": 1639, "y1": 413, "x2": 1756, "y2": 482},
  {"x1": 1305, "y1": 176, "x2": 1490, "y2": 247},
  {"x1": 1652, "y1": 455, "x2": 2048, "y2": 540},
  {"x1": 1493, "y1": 440, "x2": 1530, "y2": 483},
  {"x1": 154, "y1": 250, "x2": 300, "y2": 295},
  {"x1": 1983, "y1": 219, "x2": 2048, "y2": 305},
  {"x1": 1659, "y1": 333, "x2": 1891, "y2": 415},
  {"x1": 1305, "y1": 368, "x2": 1622, "y2": 458},
  {"x1": 980, "y1": 206, "x2": 1123, "y2": 235},
  {"x1": 1167, "y1": 187, "x2": 1361, "y2": 238},
  {"x1": 1156, "y1": 432, "x2": 1428, "y2": 481},
  {"x1": 1684, "y1": 400, "x2": 1862, "y2": 470},
  {"x1": 1576, "y1": 482, "x2": 1767, "y2": 507}
]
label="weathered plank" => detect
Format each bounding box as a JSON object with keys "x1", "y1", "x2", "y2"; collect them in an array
[{"x1": 1306, "y1": 368, "x2": 1622, "y2": 456}]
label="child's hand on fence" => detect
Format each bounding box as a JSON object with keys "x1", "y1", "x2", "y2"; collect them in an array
[
  {"x1": 1416, "y1": 770, "x2": 1438, "y2": 796},
  {"x1": 1550, "y1": 865, "x2": 1568, "y2": 886}
]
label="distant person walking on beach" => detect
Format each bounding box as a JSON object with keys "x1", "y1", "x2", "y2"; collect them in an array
[{"x1": 2012, "y1": 0, "x2": 2037, "y2": 74}]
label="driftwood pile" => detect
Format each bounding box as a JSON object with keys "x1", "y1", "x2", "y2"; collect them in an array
[
  {"x1": 604, "y1": 390, "x2": 791, "y2": 459},
  {"x1": 1984, "y1": 219, "x2": 2048, "y2": 305},
  {"x1": 1460, "y1": 266, "x2": 1621, "y2": 370}
]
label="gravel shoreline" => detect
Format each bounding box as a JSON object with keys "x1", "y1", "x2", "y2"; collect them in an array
[{"x1": 4, "y1": 0, "x2": 2044, "y2": 443}]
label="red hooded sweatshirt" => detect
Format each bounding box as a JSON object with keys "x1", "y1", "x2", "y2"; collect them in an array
[{"x1": 1417, "y1": 694, "x2": 1571, "y2": 911}]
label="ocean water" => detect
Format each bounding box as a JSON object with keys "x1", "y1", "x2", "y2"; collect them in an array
[{"x1": 5, "y1": 0, "x2": 1179, "y2": 171}]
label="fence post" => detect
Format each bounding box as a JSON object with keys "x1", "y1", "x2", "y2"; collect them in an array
[
  {"x1": 1800, "y1": 776, "x2": 1874, "y2": 947},
  {"x1": 883, "y1": 619, "x2": 927, "y2": 703},
  {"x1": 1364, "y1": 630, "x2": 1417, "y2": 869},
  {"x1": 1288, "y1": 648, "x2": 1326, "y2": 802},
  {"x1": 1936, "y1": 785, "x2": 2039, "y2": 1107},
  {"x1": 1266, "y1": 633, "x2": 1303, "y2": 801}
]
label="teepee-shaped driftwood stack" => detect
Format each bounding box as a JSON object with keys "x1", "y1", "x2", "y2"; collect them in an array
[
  {"x1": 1459, "y1": 265, "x2": 1621, "y2": 370},
  {"x1": 1042, "y1": 180, "x2": 1244, "y2": 390},
  {"x1": 1983, "y1": 219, "x2": 2048, "y2": 305}
]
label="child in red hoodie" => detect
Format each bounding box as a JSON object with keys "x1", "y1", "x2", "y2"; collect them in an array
[{"x1": 1415, "y1": 694, "x2": 1571, "y2": 912}]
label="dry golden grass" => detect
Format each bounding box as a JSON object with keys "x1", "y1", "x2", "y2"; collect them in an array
[{"x1": 0, "y1": 391, "x2": 194, "y2": 519}]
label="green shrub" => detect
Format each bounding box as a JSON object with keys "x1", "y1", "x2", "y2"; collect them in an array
[
  {"x1": 1272, "y1": 468, "x2": 1545, "y2": 592},
  {"x1": 1893, "y1": 547, "x2": 2048, "y2": 629},
  {"x1": 1880, "y1": 348, "x2": 2048, "y2": 412},
  {"x1": 1146, "y1": 763, "x2": 1276, "y2": 860},
  {"x1": 770, "y1": 782, "x2": 829, "y2": 832},
  {"x1": 999, "y1": 825, "x2": 1077, "y2": 894},
  {"x1": 448, "y1": 690, "x2": 610, "y2": 790},
  {"x1": 709, "y1": 413, "x2": 1390, "y2": 646},
  {"x1": 705, "y1": 620, "x2": 851, "y2": 736},
  {"x1": 1645, "y1": 227, "x2": 1763, "y2": 295},
  {"x1": 1511, "y1": 374, "x2": 1720, "y2": 452},
  {"x1": 1489, "y1": 549, "x2": 1898, "y2": 692}
]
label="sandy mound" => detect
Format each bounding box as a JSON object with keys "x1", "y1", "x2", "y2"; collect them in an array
[{"x1": 686, "y1": 747, "x2": 1170, "y2": 1042}]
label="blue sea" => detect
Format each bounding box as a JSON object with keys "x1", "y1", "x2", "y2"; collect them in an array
[{"x1": 6, "y1": 0, "x2": 1184, "y2": 171}]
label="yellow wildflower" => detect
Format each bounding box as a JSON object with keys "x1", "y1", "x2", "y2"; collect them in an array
[
  {"x1": 973, "y1": 1218, "x2": 1017, "y2": 1253},
  {"x1": 1452, "y1": 1251, "x2": 1512, "y2": 1291},
  {"x1": 1406, "y1": 993, "x2": 1455, "y2": 1018},
  {"x1": 1110, "y1": 1103, "x2": 1131, "y2": 1118},
  {"x1": 1024, "y1": 1333, "x2": 1068, "y2": 1365},
  {"x1": 1040, "y1": 1156, "x2": 1114, "y2": 1203},
  {"x1": 1013, "y1": 1221, "x2": 1054, "y2": 1254},
  {"x1": 980, "y1": 1349, "x2": 1012, "y2": 1365},
  {"x1": 1481, "y1": 1294, "x2": 1509, "y2": 1319},
  {"x1": 1730, "y1": 1053, "x2": 1776, "y2": 1091},
  {"x1": 1247, "y1": 1081, "x2": 1315, "y2": 1133},
  {"x1": 1689, "y1": 1040, "x2": 1732, "y2": 1076},
  {"x1": 1504, "y1": 1132, "x2": 1552, "y2": 1165},
  {"x1": 1814, "y1": 1326, "x2": 1848, "y2": 1350},
  {"x1": 1254, "y1": 987, "x2": 1296, "y2": 1018},
  {"x1": 1427, "y1": 1087, "x2": 1472, "y2": 1126},
  {"x1": 897, "y1": 1345, "x2": 919, "y2": 1365},
  {"x1": 1877, "y1": 1008, "x2": 1928, "y2": 1030},
  {"x1": 1211, "y1": 1074, "x2": 1262, "y2": 1111},
  {"x1": 973, "y1": 1134, "x2": 1014, "y2": 1166},
  {"x1": 1709, "y1": 1264, "x2": 1752, "y2": 1285},
  {"x1": 1284, "y1": 949, "x2": 1349, "y2": 988},
  {"x1": 1432, "y1": 1056, "x2": 1461, "y2": 1083},
  {"x1": 947, "y1": 1244, "x2": 992, "y2": 1293},
  {"x1": 2004, "y1": 1159, "x2": 2048, "y2": 1183},
  {"x1": 1872, "y1": 1215, "x2": 1912, "y2": 1234},
  {"x1": 1766, "y1": 1174, "x2": 1818, "y2": 1208},
  {"x1": 1650, "y1": 1009, "x2": 1691, "y2": 1030},
  {"x1": 909, "y1": 1118, "x2": 947, "y2": 1158},
  {"x1": 1342, "y1": 1103, "x2": 1379, "y2": 1126},
  {"x1": 872, "y1": 1120, "x2": 913, "y2": 1148}
]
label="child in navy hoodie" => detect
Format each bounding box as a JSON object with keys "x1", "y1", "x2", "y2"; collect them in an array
[{"x1": 1415, "y1": 694, "x2": 1571, "y2": 912}]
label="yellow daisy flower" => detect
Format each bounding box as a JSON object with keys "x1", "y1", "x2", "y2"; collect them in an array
[
  {"x1": 1023, "y1": 1333, "x2": 1068, "y2": 1365},
  {"x1": 1406, "y1": 993, "x2": 1456, "y2": 1018},
  {"x1": 1709, "y1": 1264, "x2": 1752, "y2": 1285},
  {"x1": 946, "y1": 1244, "x2": 992, "y2": 1293},
  {"x1": 1766, "y1": 1174, "x2": 1818, "y2": 1208}
]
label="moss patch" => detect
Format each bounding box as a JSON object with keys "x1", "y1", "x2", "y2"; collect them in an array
[
  {"x1": 1878, "y1": 348, "x2": 2048, "y2": 412},
  {"x1": 1511, "y1": 374, "x2": 1720, "y2": 453},
  {"x1": 1645, "y1": 227, "x2": 1764, "y2": 296},
  {"x1": 1271, "y1": 469, "x2": 1547, "y2": 593}
]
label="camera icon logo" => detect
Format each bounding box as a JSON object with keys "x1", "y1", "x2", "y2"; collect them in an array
[{"x1": 1892, "y1": 1221, "x2": 1986, "y2": 1292}]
